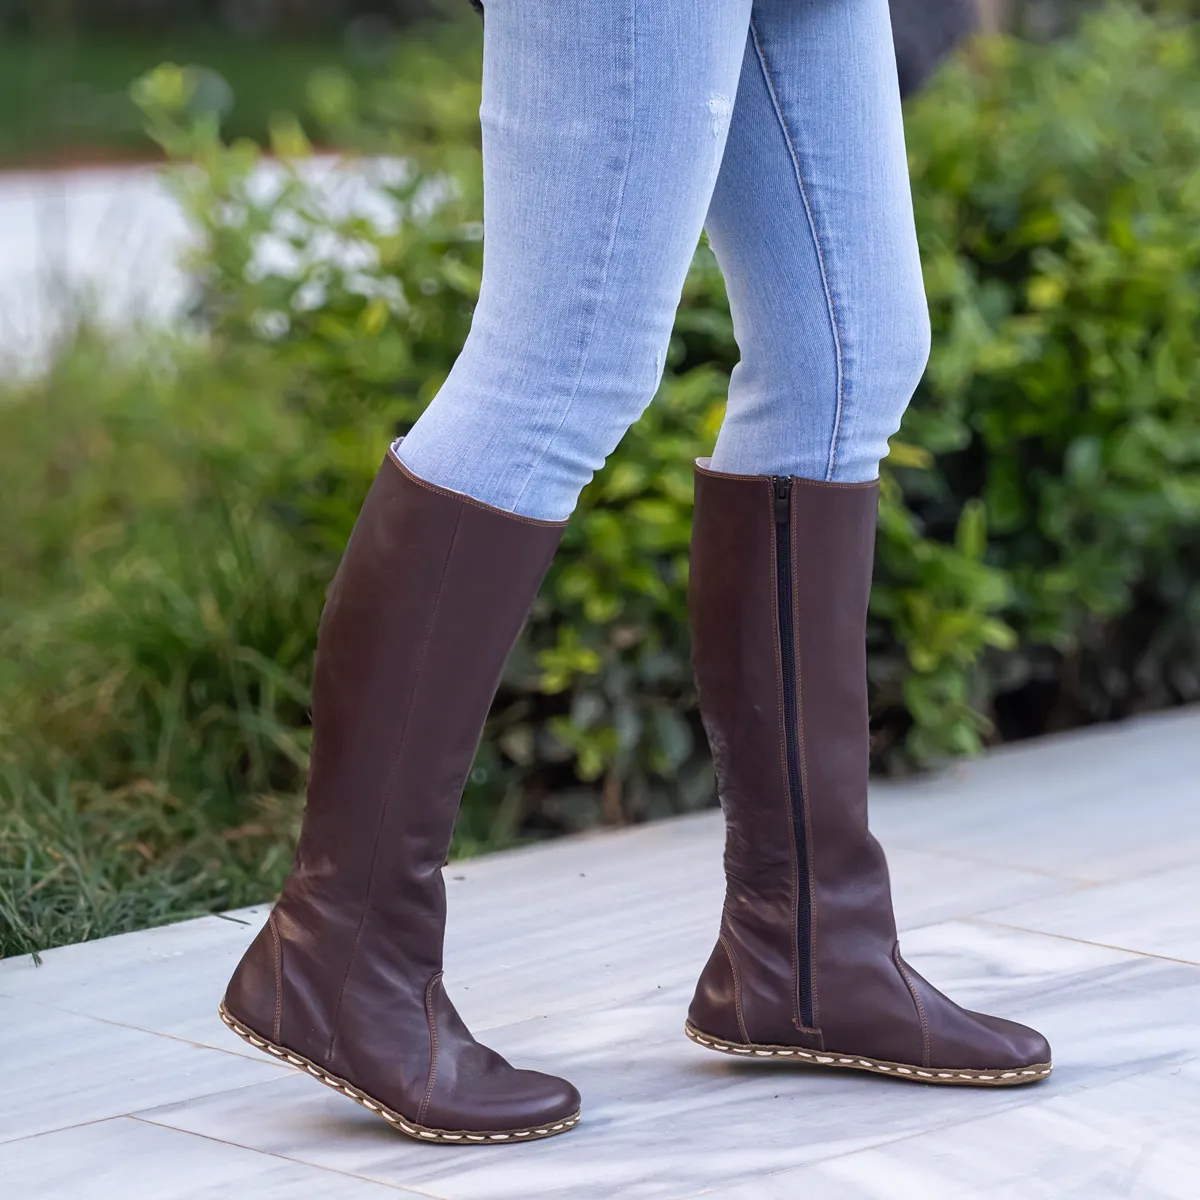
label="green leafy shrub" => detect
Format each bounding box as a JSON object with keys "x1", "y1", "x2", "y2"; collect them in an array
[
  {"x1": 904, "y1": 3, "x2": 1200, "y2": 737},
  {"x1": 3, "y1": 4, "x2": 1199, "y2": 955}
]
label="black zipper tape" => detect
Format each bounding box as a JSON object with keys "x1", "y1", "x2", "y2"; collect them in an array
[{"x1": 774, "y1": 476, "x2": 814, "y2": 1030}]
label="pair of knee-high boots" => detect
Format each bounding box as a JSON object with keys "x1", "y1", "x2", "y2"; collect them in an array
[{"x1": 222, "y1": 447, "x2": 1051, "y2": 1144}]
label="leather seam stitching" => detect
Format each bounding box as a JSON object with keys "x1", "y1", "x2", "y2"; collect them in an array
[
  {"x1": 267, "y1": 912, "x2": 283, "y2": 1044},
  {"x1": 719, "y1": 933, "x2": 750, "y2": 1044},
  {"x1": 894, "y1": 946, "x2": 931, "y2": 1069},
  {"x1": 792, "y1": 477, "x2": 880, "y2": 493},
  {"x1": 418, "y1": 972, "x2": 443, "y2": 1124},
  {"x1": 693, "y1": 460, "x2": 878, "y2": 489},
  {"x1": 325, "y1": 506, "x2": 463, "y2": 1064}
]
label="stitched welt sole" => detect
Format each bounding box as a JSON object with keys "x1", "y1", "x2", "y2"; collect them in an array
[
  {"x1": 685, "y1": 1021, "x2": 1052, "y2": 1087},
  {"x1": 218, "y1": 1003, "x2": 580, "y2": 1143}
]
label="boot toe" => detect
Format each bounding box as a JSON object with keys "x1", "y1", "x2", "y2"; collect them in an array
[
  {"x1": 963, "y1": 1009, "x2": 1052, "y2": 1070},
  {"x1": 421, "y1": 1065, "x2": 580, "y2": 1134},
  {"x1": 510, "y1": 1068, "x2": 582, "y2": 1126},
  {"x1": 926, "y1": 1003, "x2": 1052, "y2": 1073}
]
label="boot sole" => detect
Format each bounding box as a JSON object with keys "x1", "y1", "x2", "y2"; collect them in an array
[
  {"x1": 219, "y1": 1002, "x2": 581, "y2": 1143},
  {"x1": 685, "y1": 1021, "x2": 1051, "y2": 1087}
]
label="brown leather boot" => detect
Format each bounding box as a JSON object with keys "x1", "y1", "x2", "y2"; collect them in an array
[
  {"x1": 684, "y1": 461, "x2": 1051, "y2": 1087},
  {"x1": 221, "y1": 446, "x2": 581, "y2": 1142}
]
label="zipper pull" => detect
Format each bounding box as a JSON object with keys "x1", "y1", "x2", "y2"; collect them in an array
[{"x1": 773, "y1": 477, "x2": 792, "y2": 525}]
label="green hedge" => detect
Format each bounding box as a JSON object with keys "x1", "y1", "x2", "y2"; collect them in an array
[{"x1": 3, "y1": 4, "x2": 1199, "y2": 956}]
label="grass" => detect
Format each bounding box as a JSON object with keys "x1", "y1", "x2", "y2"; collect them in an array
[
  {"x1": 0, "y1": 773, "x2": 289, "y2": 961},
  {"x1": 0, "y1": 327, "x2": 524, "y2": 960},
  {"x1": 0, "y1": 336, "x2": 321, "y2": 958}
]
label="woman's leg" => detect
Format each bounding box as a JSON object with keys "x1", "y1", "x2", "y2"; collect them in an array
[
  {"x1": 706, "y1": 0, "x2": 930, "y2": 482},
  {"x1": 224, "y1": 0, "x2": 764, "y2": 1143},
  {"x1": 399, "y1": 0, "x2": 753, "y2": 521},
  {"x1": 686, "y1": 0, "x2": 1051, "y2": 1087}
]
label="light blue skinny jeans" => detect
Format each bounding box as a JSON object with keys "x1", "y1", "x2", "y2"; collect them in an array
[{"x1": 397, "y1": 0, "x2": 931, "y2": 522}]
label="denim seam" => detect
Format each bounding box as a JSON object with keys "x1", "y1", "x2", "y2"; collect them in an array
[
  {"x1": 749, "y1": 18, "x2": 846, "y2": 483},
  {"x1": 509, "y1": 0, "x2": 638, "y2": 516}
]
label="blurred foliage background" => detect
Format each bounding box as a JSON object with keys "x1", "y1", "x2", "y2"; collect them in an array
[
  {"x1": 2, "y1": 2, "x2": 1200, "y2": 955},
  {"x1": 0, "y1": 0, "x2": 443, "y2": 162}
]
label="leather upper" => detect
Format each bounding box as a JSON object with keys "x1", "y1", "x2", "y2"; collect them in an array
[
  {"x1": 225, "y1": 450, "x2": 580, "y2": 1130},
  {"x1": 687, "y1": 463, "x2": 1050, "y2": 1072}
]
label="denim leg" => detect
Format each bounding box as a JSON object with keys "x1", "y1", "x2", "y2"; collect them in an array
[
  {"x1": 398, "y1": 0, "x2": 752, "y2": 520},
  {"x1": 706, "y1": 0, "x2": 931, "y2": 484}
]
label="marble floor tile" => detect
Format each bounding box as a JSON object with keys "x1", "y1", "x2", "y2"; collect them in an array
[
  {"x1": 870, "y1": 708, "x2": 1200, "y2": 883},
  {"x1": 133, "y1": 986, "x2": 1023, "y2": 1200},
  {"x1": 0, "y1": 996, "x2": 292, "y2": 1143},
  {"x1": 0, "y1": 912, "x2": 270, "y2": 1056},
  {"x1": 0, "y1": 1117, "x2": 418, "y2": 1199},
  {"x1": 698, "y1": 1056, "x2": 1200, "y2": 1200},
  {"x1": 441, "y1": 839, "x2": 1074, "y2": 1033},
  {"x1": 4, "y1": 708, "x2": 1197, "y2": 1197},
  {"x1": 979, "y1": 862, "x2": 1200, "y2": 966},
  {"x1": 894, "y1": 921, "x2": 1200, "y2": 1080},
  {"x1": 139, "y1": 922, "x2": 1200, "y2": 1200},
  {"x1": 0, "y1": 823, "x2": 1070, "y2": 1046}
]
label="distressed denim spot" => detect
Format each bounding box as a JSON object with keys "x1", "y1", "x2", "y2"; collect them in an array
[{"x1": 708, "y1": 92, "x2": 733, "y2": 138}]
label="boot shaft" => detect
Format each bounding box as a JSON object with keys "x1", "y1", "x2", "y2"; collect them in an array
[
  {"x1": 687, "y1": 461, "x2": 1052, "y2": 1077},
  {"x1": 688, "y1": 462, "x2": 895, "y2": 1046},
  {"x1": 231, "y1": 448, "x2": 564, "y2": 1070},
  {"x1": 292, "y1": 447, "x2": 564, "y2": 925}
]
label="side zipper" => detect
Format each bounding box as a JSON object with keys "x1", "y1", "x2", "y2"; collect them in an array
[{"x1": 774, "y1": 476, "x2": 814, "y2": 1030}]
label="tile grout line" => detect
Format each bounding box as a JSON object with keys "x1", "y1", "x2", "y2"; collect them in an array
[
  {"x1": 7, "y1": 998, "x2": 304, "y2": 1069},
  {"x1": 127, "y1": 1069, "x2": 321, "y2": 1120},
  {"x1": 127, "y1": 1115, "x2": 443, "y2": 1197},
  {"x1": 969, "y1": 854, "x2": 1200, "y2": 921},
  {"x1": 0, "y1": 1069, "x2": 312, "y2": 1149},
  {"x1": 1081, "y1": 856, "x2": 1200, "y2": 890},
  {"x1": 880, "y1": 839, "x2": 1102, "y2": 887},
  {"x1": 966, "y1": 916, "x2": 1200, "y2": 970},
  {"x1": 4, "y1": 985, "x2": 561, "y2": 1050},
  {"x1": 0, "y1": 1112, "x2": 125, "y2": 1150}
]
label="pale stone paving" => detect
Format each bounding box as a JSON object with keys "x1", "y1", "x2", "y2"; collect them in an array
[{"x1": 2, "y1": 707, "x2": 1199, "y2": 1198}]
